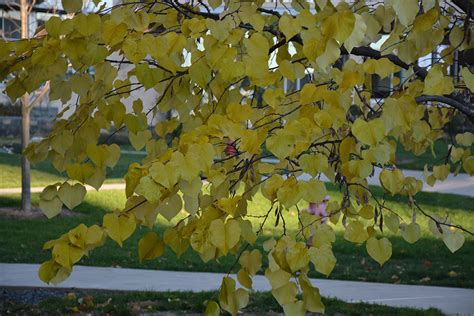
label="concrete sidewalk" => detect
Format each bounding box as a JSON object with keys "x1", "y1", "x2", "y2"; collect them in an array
[{"x1": 1, "y1": 263, "x2": 473, "y2": 314}]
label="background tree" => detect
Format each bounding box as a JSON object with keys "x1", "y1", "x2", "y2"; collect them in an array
[
  {"x1": 1, "y1": 0, "x2": 52, "y2": 211},
  {"x1": 0, "y1": 0, "x2": 473, "y2": 314}
]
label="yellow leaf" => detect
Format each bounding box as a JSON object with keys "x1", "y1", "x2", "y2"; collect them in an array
[
  {"x1": 433, "y1": 164, "x2": 450, "y2": 181},
  {"x1": 138, "y1": 231, "x2": 165, "y2": 262},
  {"x1": 58, "y1": 182, "x2": 86, "y2": 210},
  {"x1": 204, "y1": 300, "x2": 220, "y2": 316},
  {"x1": 344, "y1": 220, "x2": 369, "y2": 244},
  {"x1": 38, "y1": 259, "x2": 71, "y2": 285},
  {"x1": 266, "y1": 132, "x2": 296, "y2": 160},
  {"x1": 363, "y1": 58, "x2": 401, "y2": 79},
  {"x1": 51, "y1": 130, "x2": 73, "y2": 156},
  {"x1": 423, "y1": 65, "x2": 454, "y2": 96},
  {"x1": 209, "y1": 219, "x2": 241, "y2": 255},
  {"x1": 443, "y1": 230, "x2": 464, "y2": 253},
  {"x1": 351, "y1": 118, "x2": 385, "y2": 146},
  {"x1": 239, "y1": 220, "x2": 257, "y2": 245},
  {"x1": 311, "y1": 224, "x2": 336, "y2": 248},
  {"x1": 263, "y1": 88, "x2": 285, "y2": 108},
  {"x1": 85, "y1": 225, "x2": 104, "y2": 247},
  {"x1": 262, "y1": 174, "x2": 285, "y2": 201},
  {"x1": 463, "y1": 156, "x2": 474, "y2": 175},
  {"x1": 265, "y1": 268, "x2": 291, "y2": 289},
  {"x1": 85, "y1": 166, "x2": 106, "y2": 191},
  {"x1": 39, "y1": 197, "x2": 63, "y2": 219},
  {"x1": 379, "y1": 169, "x2": 405, "y2": 195},
  {"x1": 300, "y1": 179, "x2": 327, "y2": 204},
  {"x1": 277, "y1": 178, "x2": 302, "y2": 209},
  {"x1": 298, "y1": 153, "x2": 328, "y2": 177},
  {"x1": 279, "y1": 59, "x2": 305, "y2": 81},
  {"x1": 316, "y1": 38, "x2": 341, "y2": 70},
  {"x1": 279, "y1": 13, "x2": 300, "y2": 39},
  {"x1": 456, "y1": 132, "x2": 474, "y2": 147},
  {"x1": 163, "y1": 227, "x2": 189, "y2": 257},
  {"x1": 308, "y1": 245, "x2": 336, "y2": 276},
  {"x1": 283, "y1": 301, "x2": 306, "y2": 316},
  {"x1": 66, "y1": 163, "x2": 94, "y2": 184},
  {"x1": 461, "y1": 68, "x2": 474, "y2": 92},
  {"x1": 400, "y1": 222, "x2": 421, "y2": 244},
  {"x1": 52, "y1": 241, "x2": 72, "y2": 269},
  {"x1": 157, "y1": 194, "x2": 183, "y2": 221},
  {"x1": 286, "y1": 242, "x2": 310, "y2": 273},
  {"x1": 299, "y1": 274, "x2": 324, "y2": 313},
  {"x1": 68, "y1": 224, "x2": 87, "y2": 248},
  {"x1": 271, "y1": 281, "x2": 297, "y2": 305},
  {"x1": 129, "y1": 130, "x2": 152, "y2": 151},
  {"x1": 385, "y1": 214, "x2": 400, "y2": 233},
  {"x1": 135, "y1": 176, "x2": 162, "y2": 203},
  {"x1": 237, "y1": 269, "x2": 252, "y2": 289},
  {"x1": 390, "y1": 0, "x2": 419, "y2": 26},
  {"x1": 344, "y1": 14, "x2": 367, "y2": 53},
  {"x1": 239, "y1": 249, "x2": 262, "y2": 275},
  {"x1": 359, "y1": 204, "x2": 375, "y2": 219},
  {"x1": 216, "y1": 196, "x2": 241, "y2": 217},
  {"x1": 103, "y1": 213, "x2": 136, "y2": 247},
  {"x1": 323, "y1": 10, "x2": 355, "y2": 43},
  {"x1": 366, "y1": 237, "x2": 392, "y2": 266},
  {"x1": 189, "y1": 59, "x2": 211, "y2": 88},
  {"x1": 219, "y1": 277, "x2": 249, "y2": 316}
]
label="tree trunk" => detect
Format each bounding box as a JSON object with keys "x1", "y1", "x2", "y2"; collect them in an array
[
  {"x1": 20, "y1": 0, "x2": 31, "y2": 212},
  {"x1": 21, "y1": 97, "x2": 31, "y2": 212}
]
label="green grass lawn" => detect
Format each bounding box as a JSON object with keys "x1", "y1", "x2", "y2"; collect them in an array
[
  {"x1": 1, "y1": 184, "x2": 472, "y2": 288},
  {"x1": 1, "y1": 289, "x2": 443, "y2": 316}
]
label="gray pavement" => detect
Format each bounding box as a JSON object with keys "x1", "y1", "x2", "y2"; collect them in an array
[{"x1": 1, "y1": 263, "x2": 473, "y2": 315}]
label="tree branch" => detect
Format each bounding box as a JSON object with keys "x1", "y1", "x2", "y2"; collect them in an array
[
  {"x1": 27, "y1": 81, "x2": 49, "y2": 110},
  {"x1": 452, "y1": 0, "x2": 474, "y2": 19},
  {"x1": 415, "y1": 95, "x2": 474, "y2": 123}
]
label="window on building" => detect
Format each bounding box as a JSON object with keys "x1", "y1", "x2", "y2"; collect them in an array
[{"x1": 0, "y1": 15, "x2": 21, "y2": 39}]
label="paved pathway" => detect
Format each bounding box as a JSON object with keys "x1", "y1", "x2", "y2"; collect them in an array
[{"x1": 0, "y1": 263, "x2": 473, "y2": 315}]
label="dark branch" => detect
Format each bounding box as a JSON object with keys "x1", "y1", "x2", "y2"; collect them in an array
[{"x1": 416, "y1": 95, "x2": 474, "y2": 123}]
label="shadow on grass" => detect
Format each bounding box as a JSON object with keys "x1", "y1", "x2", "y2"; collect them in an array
[{"x1": 1, "y1": 191, "x2": 473, "y2": 288}]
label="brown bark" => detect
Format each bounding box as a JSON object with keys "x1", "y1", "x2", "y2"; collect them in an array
[
  {"x1": 21, "y1": 96, "x2": 31, "y2": 212},
  {"x1": 20, "y1": 0, "x2": 31, "y2": 212}
]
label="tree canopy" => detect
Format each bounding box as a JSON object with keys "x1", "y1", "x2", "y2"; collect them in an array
[{"x1": 1, "y1": 0, "x2": 473, "y2": 314}]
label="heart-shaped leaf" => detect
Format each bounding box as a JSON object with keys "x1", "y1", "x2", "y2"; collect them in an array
[
  {"x1": 39, "y1": 197, "x2": 63, "y2": 219},
  {"x1": 366, "y1": 237, "x2": 392, "y2": 266},
  {"x1": 443, "y1": 230, "x2": 465, "y2": 253},
  {"x1": 157, "y1": 194, "x2": 183, "y2": 221},
  {"x1": 58, "y1": 182, "x2": 86, "y2": 210}
]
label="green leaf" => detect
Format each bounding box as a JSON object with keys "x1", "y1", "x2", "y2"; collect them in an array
[{"x1": 62, "y1": 0, "x2": 82, "y2": 13}]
